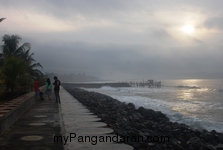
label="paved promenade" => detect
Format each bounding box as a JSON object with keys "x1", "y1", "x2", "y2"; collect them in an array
[
  {"x1": 0, "y1": 87, "x2": 132, "y2": 150},
  {"x1": 0, "y1": 92, "x2": 64, "y2": 150},
  {"x1": 60, "y1": 87, "x2": 132, "y2": 150}
]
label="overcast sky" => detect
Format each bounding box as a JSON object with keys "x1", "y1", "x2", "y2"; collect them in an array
[{"x1": 1, "y1": 0, "x2": 223, "y2": 80}]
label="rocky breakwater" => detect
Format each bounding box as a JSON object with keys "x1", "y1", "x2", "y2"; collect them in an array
[{"x1": 63, "y1": 85, "x2": 223, "y2": 150}]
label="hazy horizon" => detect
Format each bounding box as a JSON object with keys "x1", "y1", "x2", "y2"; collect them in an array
[{"x1": 1, "y1": 0, "x2": 223, "y2": 81}]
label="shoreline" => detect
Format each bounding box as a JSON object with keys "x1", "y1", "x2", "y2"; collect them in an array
[{"x1": 62, "y1": 83, "x2": 223, "y2": 150}]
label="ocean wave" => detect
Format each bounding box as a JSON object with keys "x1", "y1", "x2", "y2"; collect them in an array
[
  {"x1": 175, "y1": 86, "x2": 223, "y2": 93},
  {"x1": 167, "y1": 112, "x2": 223, "y2": 133},
  {"x1": 85, "y1": 85, "x2": 223, "y2": 133},
  {"x1": 100, "y1": 86, "x2": 117, "y2": 91},
  {"x1": 105, "y1": 94, "x2": 223, "y2": 133},
  {"x1": 176, "y1": 85, "x2": 201, "y2": 89},
  {"x1": 216, "y1": 89, "x2": 223, "y2": 93}
]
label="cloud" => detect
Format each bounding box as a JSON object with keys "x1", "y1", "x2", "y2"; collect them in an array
[
  {"x1": 204, "y1": 16, "x2": 223, "y2": 30},
  {"x1": 1, "y1": 0, "x2": 223, "y2": 80},
  {"x1": 30, "y1": 39, "x2": 222, "y2": 80}
]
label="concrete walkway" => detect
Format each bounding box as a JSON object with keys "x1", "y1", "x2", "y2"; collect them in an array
[
  {"x1": 0, "y1": 92, "x2": 64, "y2": 149},
  {"x1": 60, "y1": 87, "x2": 133, "y2": 150},
  {"x1": 0, "y1": 87, "x2": 133, "y2": 150}
]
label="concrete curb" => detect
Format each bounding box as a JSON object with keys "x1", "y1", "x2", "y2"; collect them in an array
[{"x1": 0, "y1": 86, "x2": 46, "y2": 137}]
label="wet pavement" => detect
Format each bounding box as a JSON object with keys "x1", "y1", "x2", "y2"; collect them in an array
[
  {"x1": 0, "y1": 93, "x2": 64, "y2": 150},
  {"x1": 0, "y1": 87, "x2": 132, "y2": 150},
  {"x1": 60, "y1": 87, "x2": 133, "y2": 150}
]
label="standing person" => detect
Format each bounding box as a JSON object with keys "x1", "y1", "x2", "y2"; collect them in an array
[
  {"x1": 46, "y1": 78, "x2": 52, "y2": 100},
  {"x1": 53, "y1": 76, "x2": 61, "y2": 104},
  {"x1": 34, "y1": 79, "x2": 44, "y2": 100}
]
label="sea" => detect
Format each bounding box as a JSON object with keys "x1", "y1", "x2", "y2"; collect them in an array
[{"x1": 81, "y1": 79, "x2": 223, "y2": 133}]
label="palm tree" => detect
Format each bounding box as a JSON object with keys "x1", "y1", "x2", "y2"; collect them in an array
[
  {"x1": 0, "y1": 34, "x2": 23, "y2": 66},
  {"x1": 1, "y1": 35, "x2": 22, "y2": 57},
  {"x1": 0, "y1": 34, "x2": 44, "y2": 98},
  {"x1": 1, "y1": 34, "x2": 43, "y2": 78},
  {"x1": 0, "y1": 18, "x2": 6, "y2": 22},
  {"x1": 0, "y1": 56, "x2": 25, "y2": 95},
  {"x1": 19, "y1": 48, "x2": 43, "y2": 79}
]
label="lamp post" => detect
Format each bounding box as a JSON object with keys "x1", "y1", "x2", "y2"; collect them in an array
[{"x1": 0, "y1": 18, "x2": 6, "y2": 22}]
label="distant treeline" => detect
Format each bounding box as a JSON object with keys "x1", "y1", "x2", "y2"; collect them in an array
[{"x1": 46, "y1": 73, "x2": 100, "y2": 82}]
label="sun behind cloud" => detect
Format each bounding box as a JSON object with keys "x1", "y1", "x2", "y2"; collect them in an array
[{"x1": 181, "y1": 25, "x2": 195, "y2": 34}]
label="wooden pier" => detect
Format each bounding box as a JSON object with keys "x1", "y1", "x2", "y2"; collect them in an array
[{"x1": 128, "y1": 80, "x2": 161, "y2": 88}]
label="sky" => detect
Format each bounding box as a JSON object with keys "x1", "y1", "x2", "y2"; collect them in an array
[{"x1": 1, "y1": 0, "x2": 223, "y2": 80}]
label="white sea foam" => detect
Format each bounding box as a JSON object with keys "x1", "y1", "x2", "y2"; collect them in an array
[
  {"x1": 112, "y1": 95, "x2": 223, "y2": 133},
  {"x1": 85, "y1": 84, "x2": 223, "y2": 133},
  {"x1": 100, "y1": 86, "x2": 118, "y2": 91}
]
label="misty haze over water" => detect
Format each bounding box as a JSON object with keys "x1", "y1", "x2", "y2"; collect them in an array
[{"x1": 1, "y1": 1, "x2": 223, "y2": 81}]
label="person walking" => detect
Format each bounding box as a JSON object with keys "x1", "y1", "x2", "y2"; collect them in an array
[
  {"x1": 46, "y1": 78, "x2": 52, "y2": 100},
  {"x1": 34, "y1": 79, "x2": 44, "y2": 100},
  {"x1": 53, "y1": 76, "x2": 61, "y2": 104}
]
